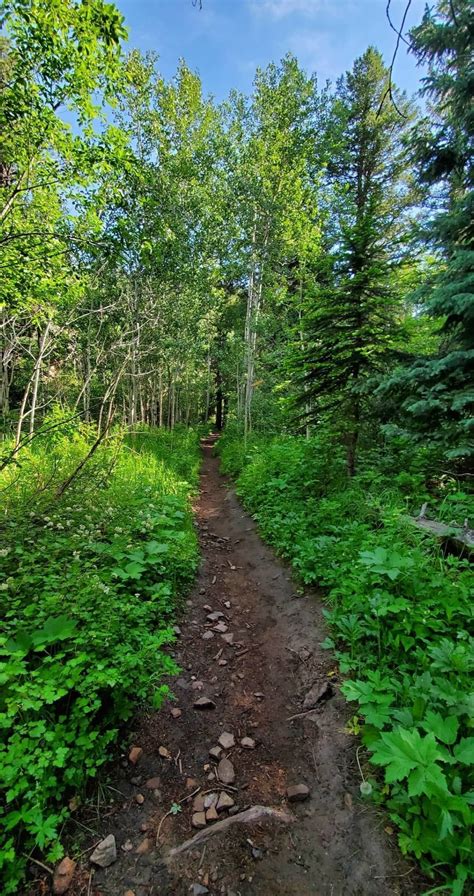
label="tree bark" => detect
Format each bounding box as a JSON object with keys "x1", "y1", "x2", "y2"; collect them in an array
[
  {"x1": 29, "y1": 322, "x2": 51, "y2": 436},
  {"x1": 347, "y1": 399, "x2": 360, "y2": 477},
  {"x1": 215, "y1": 366, "x2": 224, "y2": 431}
]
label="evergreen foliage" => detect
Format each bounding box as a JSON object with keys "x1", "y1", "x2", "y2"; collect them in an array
[
  {"x1": 380, "y1": 0, "x2": 474, "y2": 459},
  {"x1": 293, "y1": 48, "x2": 415, "y2": 474}
]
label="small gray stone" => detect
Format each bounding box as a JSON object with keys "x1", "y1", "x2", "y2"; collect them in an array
[
  {"x1": 286, "y1": 783, "x2": 310, "y2": 802},
  {"x1": 218, "y1": 731, "x2": 235, "y2": 750},
  {"x1": 213, "y1": 621, "x2": 228, "y2": 633},
  {"x1": 241, "y1": 737, "x2": 256, "y2": 750},
  {"x1": 191, "y1": 885, "x2": 209, "y2": 895},
  {"x1": 209, "y1": 745, "x2": 222, "y2": 761},
  {"x1": 192, "y1": 812, "x2": 206, "y2": 829},
  {"x1": 90, "y1": 835, "x2": 117, "y2": 868},
  {"x1": 202, "y1": 630, "x2": 215, "y2": 641},
  {"x1": 145, "y1": 777, "x2": 161, "y2": 790},
  {"x1": 194, "y1": 696, "x2": 216, "y2": 710},
  {"x1": 193, "y1": 794, "x2": 205, "y2": 812},
  {"x1": 217, "y1": 757, "x2": 235, "y2": 784},
  {"x1": 302, "y1": 681, "x2": 333, "y2": 710},
  {"x1": 203, "y1": 792, "x2": 218, "y2": 809},
  {"x1": 207, "y1": 611, "x2": 224, "y2": 621},
  {"x1": 221, "y1": 633, "x2": 234, "y2": 645},
  {"x1": 216, "y1": 791, "x2": 235, "y2": 812}
]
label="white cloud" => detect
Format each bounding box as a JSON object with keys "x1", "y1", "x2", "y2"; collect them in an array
[{"x1": 249, "y1": 0, "x2": 325, "y2": 19}]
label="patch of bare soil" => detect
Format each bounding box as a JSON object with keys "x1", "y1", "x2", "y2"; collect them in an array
[{"x1": 30, "y1": 436, "x2": 426, "y2": 896}]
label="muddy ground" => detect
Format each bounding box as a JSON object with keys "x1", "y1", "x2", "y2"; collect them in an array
[{"x1": 29, "y1": 436, "x2": 426, "y2": 896}]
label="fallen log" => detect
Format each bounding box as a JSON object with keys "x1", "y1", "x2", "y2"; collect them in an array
[
  {"x1": 407, "y1": 514, "x2": 474, "y2": 556},
  {"x1": 164, "y1": 805, "x2": 294, "y2": 862}
]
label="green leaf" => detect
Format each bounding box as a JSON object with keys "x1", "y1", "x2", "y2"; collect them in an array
[
  {"x1": 438, "y1": 808, "x2": 454, "y2": 841},
  {"x1": 422, "y1": 711, "x2": 459, "y2": 745},
  {"x1": 145, "y1": 541, "x2": 169, "y2": 555},
  {"x1": 371, "y1": 728, "x2": 444, "y2": 784},
  {"x1": 453, "y1": 738, "x2": 474, "y2": 766}
]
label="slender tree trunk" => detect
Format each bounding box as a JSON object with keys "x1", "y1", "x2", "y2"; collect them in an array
[
  {"x1": 215, "y1": 366, "x2": 224, "y2": 431},
  {"x1": 150, "y1": 382, "x2": 157, "y2": 426},
  {"x1": 170, "y1": 376, "x2": 176, "y2": 430},
  {"x1": 243, "y1": 213, "x2": 269, "y2": 439},
  {"x1": 205, "y1": 350, "x2": 211, "y2": 422},
  {"x1": 175, "y1": 384, "x2": 180, "y2": 425},
  {"x1": 347, "y1": 399, "x2": 360, "y2": 477},
  {"x1": 298, "y1": 303, "x2": 310, "y2": 439},
  {"x1": 15, "y1": 380, "x2": 32, "y2": 450},
  {"x1": 0, "y1": 313, "x2": 15, "y2": 425},
  {"x1": 0, "y1": 340, "x2": 12, "y2": 422},
  {"x1": 0, "y1": 363, "x2": 9, "y2": 420},
  {"x1": 167, "y1": 367, "x2": 172, "y2": 429},
  {"x1": 235, "y1": 359, "x2": 241, "y2": 420},
  {"x1": 83, "y1": 344, "x2": 91, "y2": 423},
  {"x1": 98, "y1": 356, "x2": 129, "y2": 432},
  {"x1": 158, "y1": 368, "x2": 163, "y2": 428},
  {"x1": 29, "y1": 322, "x2": 51, "y2": 436},
  {"x1": 129, "y1": 338, "x2": 138, "y2": 426},
  {"x1": 244, "y1": 268, "x2": 263, "y2": 438}
]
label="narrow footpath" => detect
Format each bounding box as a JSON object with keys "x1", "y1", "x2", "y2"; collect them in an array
[{"x1": 59, "y1": 437, "x2": 423, "y2": 896}]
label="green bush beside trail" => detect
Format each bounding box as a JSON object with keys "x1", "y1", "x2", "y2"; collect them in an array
[
  {"x1": 217, "y1": 429, "x2": 473, "y2": 895},
  {"x1": 0, "y1": 422, "x2": 200, "y2": 892}
]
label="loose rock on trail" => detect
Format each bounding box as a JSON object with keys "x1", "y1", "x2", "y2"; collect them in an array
[{"x1": 44, "y1": 435, "x2": 424, "y2": 896}]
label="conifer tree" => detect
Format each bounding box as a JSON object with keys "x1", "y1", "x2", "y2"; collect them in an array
[
  {"x1": 296, "y1": 48, "x2": 413, "y2": 474},
  {"x1": 382, "y1": 0, "x2": 474, "y2": 460}
]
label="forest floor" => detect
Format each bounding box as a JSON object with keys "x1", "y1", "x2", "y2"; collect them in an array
[{"x1": 41, "y1": 436, "x2": 426, "y2": 896}]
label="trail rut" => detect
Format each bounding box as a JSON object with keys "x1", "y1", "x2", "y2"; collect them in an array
[{"x1": 45, "y1": 436, "x2": 424, "y2": 896}]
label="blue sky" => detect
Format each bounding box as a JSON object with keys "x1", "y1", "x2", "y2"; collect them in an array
[{"x1": 117, "y1": 0, "x2": 427, "y2": 100}]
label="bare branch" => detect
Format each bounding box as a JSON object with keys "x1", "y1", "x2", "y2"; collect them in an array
[
  {"x1": 386, "y1": 0, "x2": 411, "y2": 47},
  {"x1": 377, "y1": 0, "x2": 412, "y2": 119}
]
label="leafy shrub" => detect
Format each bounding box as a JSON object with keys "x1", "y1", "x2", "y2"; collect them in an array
[
  {"x1": 0, "y1": 423, "x2": 199, "y2": 893},
  {"x1": 218, "y1": 430, "x2": 474, "y2": 894}
]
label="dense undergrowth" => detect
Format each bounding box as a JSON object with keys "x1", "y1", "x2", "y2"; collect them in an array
[
  {"x1": 0, "y1": 419, "x2": 200, "y2": 893},
  {"x1": 217, "y1": 429, "x2": 474, "y2": 895}
]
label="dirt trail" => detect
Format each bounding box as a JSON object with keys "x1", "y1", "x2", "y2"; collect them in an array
[{"x1": 56, "y1": 437, "x2": 423, "y2": 896}]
